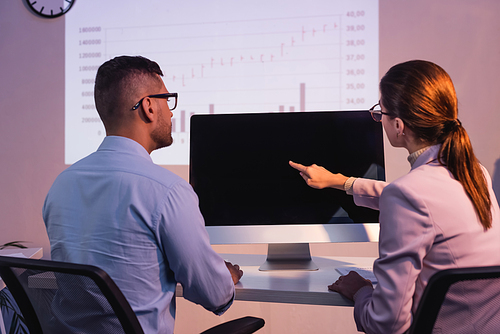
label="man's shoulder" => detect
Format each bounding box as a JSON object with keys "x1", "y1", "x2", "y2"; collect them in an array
[
  {"x1": 60, "y1": 150, "x2": 187, "y2": 190},
  {"x1": 137, "y1": 162, "x2": 187, "y2": 189}
]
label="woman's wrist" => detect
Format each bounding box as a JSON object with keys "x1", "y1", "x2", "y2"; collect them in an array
[
  {"x1": 352, "y1": 285, "x2": 374, "y2": 302},
  {"x1": 331, "y1": 174, "x2": 349, "y2": 190}
]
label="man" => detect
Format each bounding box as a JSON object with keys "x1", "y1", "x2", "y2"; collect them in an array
[{"x1": 43, "y1": 55, "x2": 242, "y2": 333}]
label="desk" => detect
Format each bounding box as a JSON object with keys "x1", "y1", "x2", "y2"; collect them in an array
[{"x1": 177, "y1": 254, "x2": 377, "y2": 307}]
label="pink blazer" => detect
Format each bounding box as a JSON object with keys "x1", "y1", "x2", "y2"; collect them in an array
[{"x1": 351, "y1": 145, "x2": 500, "y2": 334}]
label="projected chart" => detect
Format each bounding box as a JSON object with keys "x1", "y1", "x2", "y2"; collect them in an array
[{"x1": 65, "y1": 0, "x2": 378, "y2": 165}]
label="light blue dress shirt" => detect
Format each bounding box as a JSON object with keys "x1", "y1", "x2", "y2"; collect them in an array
[{"x1": 43, "y1": 136, "x2": 235, "y2": 333}]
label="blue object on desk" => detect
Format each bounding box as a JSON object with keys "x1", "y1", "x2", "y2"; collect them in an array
[{"x1": 0, "y1": 288, "x2": 29, "y2": 334}]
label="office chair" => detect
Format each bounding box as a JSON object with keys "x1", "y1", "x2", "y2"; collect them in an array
[
  {"x1": 0, "y1": 256, "x2": 264, "y2": 334},
  {"x1": 408, "y1": 265, "x2": 500, "y2": 334}
]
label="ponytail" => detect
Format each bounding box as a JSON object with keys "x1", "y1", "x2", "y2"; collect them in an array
[{"x1": 438, "y1": 120, "x2": 492, "y2": 229}]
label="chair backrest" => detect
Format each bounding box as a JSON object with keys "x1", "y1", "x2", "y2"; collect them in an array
[
  {"x1": 0, "y1": 256, "x2": 144, "y2": 334},
  {"x1": 408, "y1": 266, "x2": 500, "y2": 334}
]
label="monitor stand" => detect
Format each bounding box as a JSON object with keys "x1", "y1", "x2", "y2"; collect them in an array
[{"x1": 259, "y1": 243, "x2": 319, "y2": 271}]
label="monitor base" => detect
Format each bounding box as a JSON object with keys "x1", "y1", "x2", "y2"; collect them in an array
[{"x1": 259, "y1": 243, "x2": 319, "y2": 271}]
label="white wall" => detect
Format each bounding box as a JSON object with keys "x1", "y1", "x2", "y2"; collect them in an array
[
  {"x1": 380, "y1": 0, "x2": 500, "y2": 187},
  {"x1": 1, "y1": 1, "x2": 499, "y2": 333},
  {"x1": 0, "y1": 1, "x2": 64, "y2": 252}
]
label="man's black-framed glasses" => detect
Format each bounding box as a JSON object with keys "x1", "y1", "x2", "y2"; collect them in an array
[
  {"x1": 369, "y1": 102, "x2": 390, "y2": 122},
  {"x1": 131, "y1": 93, "x2": 178, "y2": 111}
]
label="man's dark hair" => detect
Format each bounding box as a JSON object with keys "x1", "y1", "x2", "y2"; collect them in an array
[{"x1": 94, "y1": 56, "x2": 163, "y2": 126}]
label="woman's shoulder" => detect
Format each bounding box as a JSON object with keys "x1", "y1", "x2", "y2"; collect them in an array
[{"x1": 382, "y1": 163, "x2": 456, "y2": 203}]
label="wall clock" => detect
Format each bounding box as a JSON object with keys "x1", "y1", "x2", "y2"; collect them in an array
[{"x1": 26, "y1": 0, "x2": 76, "y2": 19}]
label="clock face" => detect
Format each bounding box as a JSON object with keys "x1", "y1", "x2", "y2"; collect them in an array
[{"x1": 27, "y1": 0, "x2": 75, "y2": 18}]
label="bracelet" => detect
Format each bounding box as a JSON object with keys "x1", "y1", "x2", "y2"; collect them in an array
[{"x1": 343, "y1": 177, "x2": 357, "y2": 195}]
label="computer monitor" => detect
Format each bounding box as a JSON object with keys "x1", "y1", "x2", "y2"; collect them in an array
[{"x1": 189, "y1": 111, "x2": 384, "y2": 270}]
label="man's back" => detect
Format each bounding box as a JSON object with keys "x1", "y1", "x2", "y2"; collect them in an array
[{"x1": 43, "y1": 136, "x2": 234, "y2": 333}]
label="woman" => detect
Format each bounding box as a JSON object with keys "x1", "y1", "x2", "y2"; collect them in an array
[{"x1": 290, "y1": 60, "x2": 500, "y2": 333}]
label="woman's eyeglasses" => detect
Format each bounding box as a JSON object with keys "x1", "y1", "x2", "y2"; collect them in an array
[{"x1": 369, "y1": 102, "x2": 390, "y2": 122}]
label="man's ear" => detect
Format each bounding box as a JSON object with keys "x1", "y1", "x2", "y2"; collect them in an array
[{"x1": 140, "y1": 97, "x2": 156, "y2": 123}]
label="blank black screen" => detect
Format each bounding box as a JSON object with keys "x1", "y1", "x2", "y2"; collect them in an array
[{"x1": 189, "y1": 111, "x2": 385, "y2": 226}]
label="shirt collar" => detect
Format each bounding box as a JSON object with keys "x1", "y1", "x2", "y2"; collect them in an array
[
  {"x1": 408, "y1": 144, "x2": 443, "y2": 169},
  {"x1": 98, "y1": 136, "x2": 153, "y2": 162},
  {"x1": 407, "y1": 146, "x2": 431, "y2": 167}
]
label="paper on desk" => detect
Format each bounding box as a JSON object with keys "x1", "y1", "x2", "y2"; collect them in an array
[{"x1": 2, "y1": 253, "x2": 28, "y2": 258}]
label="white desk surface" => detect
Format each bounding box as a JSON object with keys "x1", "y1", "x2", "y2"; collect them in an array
[
  {"x1": 0, "y1": 247, "x2": 43, "y2": 290},
  {"x1": 177, "y1": 254, "x2": 377, "y2": 307},
  {"x1": 0, "y1": 249, "x2": 375, "y2": 306}
]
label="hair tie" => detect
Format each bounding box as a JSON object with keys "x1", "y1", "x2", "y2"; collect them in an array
[{"x1": 443, "y1": 118, "x2": 461, "y2": 134}]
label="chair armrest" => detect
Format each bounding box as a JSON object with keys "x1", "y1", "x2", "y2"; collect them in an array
[{"x1": 200, "y1": 316, "x2": 265, "y2": 334}]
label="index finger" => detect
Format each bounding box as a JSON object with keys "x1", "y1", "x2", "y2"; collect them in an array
[{"x1": 289, "y1": 160, "x2": 307, "y2": 172}]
